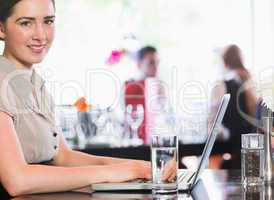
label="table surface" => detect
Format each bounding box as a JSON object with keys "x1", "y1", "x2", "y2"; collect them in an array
[{"x1": 6, "y1": 169, "x2": 274, "y2": 200}]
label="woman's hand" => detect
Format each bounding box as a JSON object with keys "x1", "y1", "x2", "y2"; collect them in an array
[
  {"x1": 162, "y1": 157, "x2": 177, "y2": 182},
  {"x1": 105, "y1": 160, "x2": 151, "y2": 183}
]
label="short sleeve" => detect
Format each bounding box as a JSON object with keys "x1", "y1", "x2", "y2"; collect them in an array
[{"x1": 0, "y1": 79, "x2": 18, "y2": 122}]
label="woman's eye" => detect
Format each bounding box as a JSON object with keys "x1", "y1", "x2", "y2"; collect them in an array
[
  {"x1": 20, "y1": 21, "x2": 32, "y2": 27},
  {"x1": 45, "y1": 20, "x2": 54, "y2": 25}
]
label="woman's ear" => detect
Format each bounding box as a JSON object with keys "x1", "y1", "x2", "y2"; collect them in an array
[{"x1": 0, "y1": 22, "x2": 6, "y2": 40}]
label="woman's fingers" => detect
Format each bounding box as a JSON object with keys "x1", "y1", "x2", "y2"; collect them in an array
[
  {"x1": 162, "y1": 166, "x2": 173, "y2": 181},
  {"x1": 162, "y1": 159, "x2": 177, "y2": 181},
  {"x1": 168, "y1": 171, "x2": 177, "y2": 182}
]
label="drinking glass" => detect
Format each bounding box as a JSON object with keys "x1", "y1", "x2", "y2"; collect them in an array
[
  {"x1": 151, "y1": 134, "x2": 178, "y2": 193},
  {"x1": 125, "y1": 104, "x2": 144, "y2": 146},
  {"x1": 152, "y1": 192, "x2": 178, "y2": 200}
]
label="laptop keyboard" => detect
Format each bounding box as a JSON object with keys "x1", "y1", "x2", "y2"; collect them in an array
[
  {"x1": 178, "y1": 171, "x2": 196, "y2": 183},
  {"x1": 130, "y1": 171, "x2": 196, "y2": 184},
  {"x1": 129, "y1": 178, "x2": 151, "y2": 183}
]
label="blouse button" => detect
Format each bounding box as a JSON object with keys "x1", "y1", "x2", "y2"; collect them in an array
[
  {"x1": 54, "y1": 145, "x2": 57, "y2": 150},
  {"x1": 53, "y1": 132, "x2": 57, "y2": 137}
]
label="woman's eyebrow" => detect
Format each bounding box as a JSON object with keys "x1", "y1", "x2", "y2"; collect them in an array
[
  {"x1": 15, "y1": 17, "x2": 35, "y2": 22},
  {"x1": 15, "y1": 15, "x2": 55, "y2": 22},
  {"x1": 44, "y1": 15, "x2": 55, "y2": 19}
]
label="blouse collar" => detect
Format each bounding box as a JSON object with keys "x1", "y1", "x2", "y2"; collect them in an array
[{"x1": 0, "y1": 55, "x2": 45, "y2": 98}]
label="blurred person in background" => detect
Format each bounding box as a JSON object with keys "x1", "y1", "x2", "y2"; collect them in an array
[
  {"x1": 208, "y1": 44, "x2": 257, "y2": 169},
  {"x1": 124, "y1": 46, "x2": 166, "y2": 144}
]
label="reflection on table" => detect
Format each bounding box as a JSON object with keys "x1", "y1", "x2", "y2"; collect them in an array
[{"x1": 8, "y1": 170, "x2": 274, "y2": 200}]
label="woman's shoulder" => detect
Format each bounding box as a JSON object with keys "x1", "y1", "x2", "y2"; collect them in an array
[
  {"x1": 0, "y1": 55, "x2": 16, "y2": 75},
  {"x1": 0, "y1": 59, "x2": 16, "y2": 99},
  {"x1": 0, "y1": 56, "x2": 30, "y2": 113},
  {"x1": 0, "y1": 56, "x2": 34, "y2": 99},
  {"x1": 0, "y1": 58, "x2": 19, "y2": 121},
  {"x1": 0, "y1": 56, "x2": 17, "y2": 88}
]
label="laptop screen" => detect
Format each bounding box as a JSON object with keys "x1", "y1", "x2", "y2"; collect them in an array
[{"x1": 191, "y1": 94, "x2": 230, "y2": 186}]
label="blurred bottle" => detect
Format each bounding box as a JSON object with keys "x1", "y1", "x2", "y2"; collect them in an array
[{"x1": 74, "y1": 97, "x2": 97, "y2": 139}]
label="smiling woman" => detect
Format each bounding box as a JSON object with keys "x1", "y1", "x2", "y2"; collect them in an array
[
  {"x1": 0, "y1": 0, "x2": 153, "y2": 197},
  {"x1": 0, "y1": 0, "x2": 55, "y2": 68}
]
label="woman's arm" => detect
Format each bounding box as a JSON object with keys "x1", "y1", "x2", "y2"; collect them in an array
[
  {"x1": 0, "y1": 112, "x2": 151, "y2": 197},
  {"x1": 52, "y1": 135, "x2": 135, "y2": 167},
  {"x1": 243, "y1": 83, "x2": 257, "y2": 116}
]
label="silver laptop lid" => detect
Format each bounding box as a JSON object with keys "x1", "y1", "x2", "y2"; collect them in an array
[{"x1": 191, "y1": 94, "x2": 230, "y2": 186}]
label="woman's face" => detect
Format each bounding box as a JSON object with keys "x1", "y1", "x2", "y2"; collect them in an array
[{"x1": 0, "y1": 0, "x2": 55, "y2": 68}]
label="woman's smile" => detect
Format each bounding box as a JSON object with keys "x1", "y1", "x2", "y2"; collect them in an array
[{"x1": 27, "y1": 44, "x2": 46, "y2": 54}]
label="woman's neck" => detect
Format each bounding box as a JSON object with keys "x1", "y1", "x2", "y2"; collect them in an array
[{"x1": 2, "y1": 51, "x2": 32, "y2": 70}]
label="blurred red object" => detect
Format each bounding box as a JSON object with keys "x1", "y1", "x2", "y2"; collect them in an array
[
  {"x1": 124, "y1": 80, "x2": 148, "y2": 144},
  {"x1": 106, "y1": 49, "x2": 125, "y2": 65}
]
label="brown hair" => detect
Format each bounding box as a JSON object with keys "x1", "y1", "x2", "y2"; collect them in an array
[
  {"x1": 222, "y1": 44, "x2": 245, "y2": 70},
  {"x1": 0, "y1": 0, "x2": 55, "y2": 22}
]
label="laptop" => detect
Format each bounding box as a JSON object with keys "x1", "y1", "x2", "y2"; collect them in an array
[{"x1": 91, "y1": 94, "x2": 230, "y2": 192}]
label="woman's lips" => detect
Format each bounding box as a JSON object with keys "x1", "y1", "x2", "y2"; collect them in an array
[{"x1": 28, "y1": 45, "x2": 46, "y2": 54}]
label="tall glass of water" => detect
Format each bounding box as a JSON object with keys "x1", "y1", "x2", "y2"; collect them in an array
[
  {"x1": 151, "y1": 134, "x2": 178, "y2": 193},
  {"x1": 241, "y1": 133, "x2": 264, "y2": 186}
]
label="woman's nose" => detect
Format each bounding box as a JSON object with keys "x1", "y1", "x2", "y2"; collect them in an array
[{"x1": 32, "y1": 24, "x2": 47, "y2": 41}]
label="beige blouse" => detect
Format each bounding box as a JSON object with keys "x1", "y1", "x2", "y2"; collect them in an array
[{"x1": 0, "y1": 56, "x2": 59, "y2": 164}]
